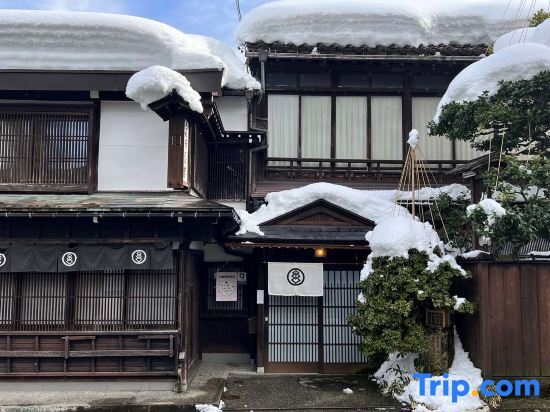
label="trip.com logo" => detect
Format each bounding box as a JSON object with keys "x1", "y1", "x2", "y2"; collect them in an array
[{"x1": 413, "y1": 373, "x2": 540, "y2": 403}]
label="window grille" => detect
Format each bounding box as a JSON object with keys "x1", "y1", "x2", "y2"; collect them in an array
[{"x1": 0, "y1": 107, "x2": 91, "y2": 190}]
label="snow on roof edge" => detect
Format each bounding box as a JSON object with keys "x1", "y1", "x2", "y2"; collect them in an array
[
  {"x1": 235, "y1": 0, "x2": 541, "y2": 49},
  {"x1": 0, "y1": 9, "x2": 260, "y2": 91},
  {"x1": 126, "y1": 66, "x2": 204, "y2": 113}
]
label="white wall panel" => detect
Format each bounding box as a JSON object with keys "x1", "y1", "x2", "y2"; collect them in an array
[
  {"x1": 371, "y1": 96, "x2": 402, "y2": 160},
  {"x1": 412, "y1": 97, "x2": 453, "y2": 160},
  {"x1": 336, "y1": 97, "x2": 367, "y2": 159},
  {"x1": 215, "y1": 96, "x2": 248, "y2": 131},
  {"x1": 301, "y1": 96, "x2": 331, "y2": 159},
  {"x1": 267, "y1": 94, "x2": 299, "y2": 158},
  {"x1": 455, "y1": 140, "x2": 486, "y2": 161},
  {"x1": 98, "y1": 101, "x2": 169, "y2": 191}
]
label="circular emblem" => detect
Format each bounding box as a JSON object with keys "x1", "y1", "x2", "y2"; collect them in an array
[
  {"x1": 287, "y1": 268, "x2": 305, "y2": 286},
  {"x1": 131, "y1": 249, "x2": 147, "y2": 265},
  {"x1": 0, "y1": 253, "x2": 6, "y2": 267},
  {"x1": 218, "y1": 279, "x2": 235, "y2": 296},
  {"x1": 61, "y1": 252, "x2": 77, "y2": 267}
]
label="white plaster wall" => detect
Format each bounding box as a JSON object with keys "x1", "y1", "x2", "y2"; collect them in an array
[
  {"x1": 98, "y1": 101, "x2": 170, "y2": 191},
  {"x1": 215, "y1": 96, "x2": 248, "y2": 131}
]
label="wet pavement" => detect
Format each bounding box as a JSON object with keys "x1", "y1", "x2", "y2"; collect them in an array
[{"x1": 222, "y1": 374, "x2": 406, "y2": 411}]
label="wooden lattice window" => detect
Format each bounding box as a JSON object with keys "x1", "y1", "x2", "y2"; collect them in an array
[{"x1": 0, "y1": 106, "x2": 93, "y2": 192}]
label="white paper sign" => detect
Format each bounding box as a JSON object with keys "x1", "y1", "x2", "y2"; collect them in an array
[
  {"x1": 256, "y1": 289, "x2": 264, "y2": 304},
  {"x1": 215, "y1": 272, "x2": 238, "y2": 302},
  {"x1": 268, "y1": 262, "x2": 323, "y2": 296}
]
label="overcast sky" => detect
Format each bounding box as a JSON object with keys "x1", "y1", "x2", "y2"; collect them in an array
[{"x1": 0, "y1": 0, "x2": 272, "y2": 46}]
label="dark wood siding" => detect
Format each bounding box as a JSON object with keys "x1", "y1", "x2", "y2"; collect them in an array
[
  {"x1": 0, "y1": 270, "x2": 177, "y2": 332},
  {"x1": 208, "y1": 143, "x2": 250, "y2": 200},
  {"x1": 457, "y1": 261, "x2": 550, "y2": 381}
]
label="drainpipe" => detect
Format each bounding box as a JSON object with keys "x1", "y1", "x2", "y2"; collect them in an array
[{"x1": 258, "y1": 49, "x2": 268, "y2": 96}]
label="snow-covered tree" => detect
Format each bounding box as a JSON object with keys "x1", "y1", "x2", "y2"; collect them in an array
[{"x1": 429, "y1": 71, "x2": 550, "y2": 255}]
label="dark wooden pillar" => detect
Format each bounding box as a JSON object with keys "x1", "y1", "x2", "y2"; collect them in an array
[
  {"x1": 177, "y1": 244, "x2": 188, "y2": 391},
  {"x1": 167, "y1": 114, "x2": 190, "y2": 189},
  {"x1": 402, "y1": 73, "x2": 412, "y2": 160},
  {"x1": 256, "y1": 256, "x2": 267, "y2": 373}
]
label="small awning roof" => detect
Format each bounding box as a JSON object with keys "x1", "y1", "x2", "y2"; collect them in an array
[
  {"x1": 0, "y1": 192, "x2": 232, "y2": 216},
  {"x1": 226, "y1": 199, "x2": 373, "y2": 249}
]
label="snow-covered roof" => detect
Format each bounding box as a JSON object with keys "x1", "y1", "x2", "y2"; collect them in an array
[
  {"x1": 126, "y1": 66, "x2": 203, "y2": 113},
  {"x1": 235, "y1": 182, "x2": 470, "y2": 236},
  {"x1": 0, "y1": 9, "x2": 260, "y2": 91},
  {"x1": 434, "y1": 19, "x2": 550, "y2": 121},
  {"x1": 235, "y1": 0, "x2": 537, "y2": 49}
]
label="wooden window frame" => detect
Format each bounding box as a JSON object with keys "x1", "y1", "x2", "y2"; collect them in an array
[
  {"x1": 0, "y1": 103, "x2": 100, "y2": 193},
  {"x1": 269, "y1": 88, "x2": 461, "y2": 163}
]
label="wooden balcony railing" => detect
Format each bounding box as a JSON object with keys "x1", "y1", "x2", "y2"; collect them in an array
[{"x1": 263, "y1": 157, "x2": 467, "y2": 182}]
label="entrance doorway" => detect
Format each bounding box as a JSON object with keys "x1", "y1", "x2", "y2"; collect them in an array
[
  {"x1": 267, "y1": 267, "x2": 367, "y2": 373},
  {"x1": 200, "y1": 264, "x2": 254, "y2": 362}
]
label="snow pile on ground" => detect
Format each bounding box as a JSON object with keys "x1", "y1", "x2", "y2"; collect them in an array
[
  {"x1": 0, "y1": 9, "x2": 259, "y2": 90},
  {"x1": 466, "y1": 198, "x2": 507, "y2": 226},
  {"x1": 434, "y1": 19, "x2": 550, "y2": 121},
  {"x1": 235, "y1": 0, "x2": 535, "y2": 47},
  {"x1": 374, "y1": 330, "x2": 486, "y2": 412},
  {"x1": 362, "y1": 216, "x2": 466, "y2": 280},
  {"x1": 126, "y1": 66, "x2": 203, "y2": 113},
  {"x1": 235, "y1": 183, "x2": 470, "y2": 236},
  {"x1": 196, "y1": 400, "x2": 224, "y2": 412}
]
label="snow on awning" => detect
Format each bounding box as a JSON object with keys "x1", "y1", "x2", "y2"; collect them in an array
[
  {"x1": 234, "y1": 182, "x2": 470, "y2": 236},
  {"x1": 0, "y1": 9, "x2": 260, "y2": 91},
  {"x1": 235, "y1": 0, "x2": 540, "y2": 49},
  {"x1": 126, "y1": 66, "x2": 203, "y2": 113}
]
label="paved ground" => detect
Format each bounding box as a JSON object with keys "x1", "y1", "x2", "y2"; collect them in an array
[
  {"x1": 0, "y1": 369, "x2": 548, "y2": 411},
  {"x1": 496, "y1": 385, "x2": 550, "y2": 411},
  {"x1": 0, "y1": 363, "x2": 253, "y2": 411},
  {"x1": 222, "y1": 374, "x2": 406, "y2": 411}
]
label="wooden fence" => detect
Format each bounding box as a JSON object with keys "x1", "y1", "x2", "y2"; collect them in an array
[{"x1": 456, "y1": 261, "x2": 550, "y2": 382}]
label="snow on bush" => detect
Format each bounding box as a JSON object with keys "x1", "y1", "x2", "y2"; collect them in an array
[
  {"x1": 460, "y1": 250, "x2": 491, "y2": 259},
  {"x1": 235, "y1": 0, "x2": 533, "y2": 47},
  {"x1": 362, "y1": 216, "x2": 466, "y2": 280},
  {"x1": 374, "y1": 330, "x2": 485, "y2": 412},
  {"x1": 466, "y1": 198, "x2": 506, "y2": 226},
  {"x1": 0, "y1": 9, "x2": 259, "y2": 90},
  {"x1": 493, "y1": 27, "x2": 536, "y2": 51},
  {"x1": 435, "y1": 19, "x2": 550, "y2": 121},
  {"x1": 235, "y1": 182, "x2": 470, "y2": 236},
  {"x1": 126, "y1": 66, "x2": 203, "y2": 113}
]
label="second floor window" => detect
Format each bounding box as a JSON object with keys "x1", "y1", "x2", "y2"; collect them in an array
[
  {"x1": 0, "y1": 106, "x2": 93, "y2": 191},
  {"x1": 267, "y1": 94, "x2": 484, "y2": 163}
]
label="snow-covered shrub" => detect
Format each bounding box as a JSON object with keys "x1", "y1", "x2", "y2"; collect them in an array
[{"x1": 349, "y1": 217, "x2": 474, "y2": 366}]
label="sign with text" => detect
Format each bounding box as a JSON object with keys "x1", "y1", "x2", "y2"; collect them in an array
[
  {"x1": 268, "y1": 262, "x2": 323, "y2": 296},
  {"x1": 215, "y1": 272, "x2": 238, "y2": 302}
]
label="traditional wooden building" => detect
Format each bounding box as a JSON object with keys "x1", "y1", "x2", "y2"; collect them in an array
[
  {"x1": 0, "y1": 4, "x2": 534, "y2": 388},
  {"x1": 0, "y1": 10, "x2": 263, "y2": 390},
  {"x1": 222, "y1": 2, "x2": 521, "y2": 374}
]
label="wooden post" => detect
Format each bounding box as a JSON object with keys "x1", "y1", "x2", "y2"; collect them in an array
[
  {"x1": 411, "y1": 148, "x2": 416, "y2": 219},
  {"x1": 177, "y1": 245, "x2": 188, "y2": 392},
  {"x1": 256, "y1": 259, "x2": 266, "y2": 373}
]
